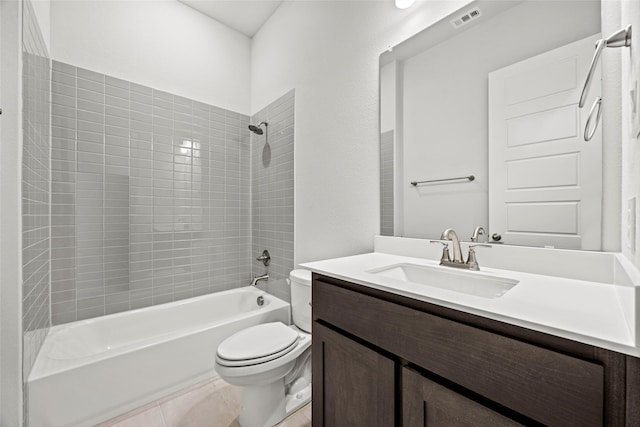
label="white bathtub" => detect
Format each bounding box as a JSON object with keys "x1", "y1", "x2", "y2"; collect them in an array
[{"x1": 28, "y1": 287, "x2": 291, "y2": 427}]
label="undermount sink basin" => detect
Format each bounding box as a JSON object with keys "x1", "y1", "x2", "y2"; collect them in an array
[{"x1": 367, "y1": 263, "x2": 519, "y2": 299}]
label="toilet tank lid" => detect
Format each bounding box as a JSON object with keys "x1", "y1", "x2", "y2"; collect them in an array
[{"x1": 290, "y1": 269, "x2": 311, "y2": 286}]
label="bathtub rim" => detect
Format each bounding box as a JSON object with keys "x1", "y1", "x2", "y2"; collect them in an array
[{"x1": 29, "y1": 287, "x2": 290, "y2": 381}]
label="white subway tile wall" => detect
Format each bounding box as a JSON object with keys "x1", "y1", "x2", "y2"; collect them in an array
[
  {"x1": 251, "y1": 91, "x2": 295, "y2": 302},
  {"x1": 380, "y1": 130, "x2": 394, "y2": 236},
  {"x1": 22, "y1": 0, "x2": 51, "y2": 382},
  {"x1": 50, "y1": 61, "x2": 259, "y2": 324}
]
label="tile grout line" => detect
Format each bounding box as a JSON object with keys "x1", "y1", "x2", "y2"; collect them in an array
[{"x1": 157, "y1": 401, "x2": 168, "y2": 427}]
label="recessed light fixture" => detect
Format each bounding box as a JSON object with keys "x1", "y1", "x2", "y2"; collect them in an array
[{"x1": 395, "y1": 0, "x2": 415, "y2": 9}]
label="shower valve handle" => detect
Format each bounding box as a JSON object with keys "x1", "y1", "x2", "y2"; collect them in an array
[{"x1": 256, "y1": 249, "x2": 271, "y2": 266}]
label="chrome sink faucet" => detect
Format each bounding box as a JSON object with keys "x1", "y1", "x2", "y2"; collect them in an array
[
  {"x1": 440, "y1": 228, "x2": 463, "y2": 263},
  {"x1": 432, "y1": 228, "x2": 491, "y2": 271}
]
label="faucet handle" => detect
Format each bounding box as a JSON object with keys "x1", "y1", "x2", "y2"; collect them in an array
[
  {"x1": 430, "y1": 240, "x2": 451, "y2": 263},
  {"x1": 468, "y1": 244, "x2": 491, "y2": 249},
  {"x1": 466, "y1": 244, "x2": 490, "y2": 270},
  {"x1": 256, "y1": 249, "x2": 271, "y2": 266}
]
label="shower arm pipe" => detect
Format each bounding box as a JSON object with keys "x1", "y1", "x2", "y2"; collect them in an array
[{"x1": 579, "y1": 25, "x2": 632, "y2": 108}]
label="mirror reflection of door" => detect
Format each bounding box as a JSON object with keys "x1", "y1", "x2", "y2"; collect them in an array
[
  {"x1": 379, "y1": 0, "x2": 603, "y2": 246},
  {"x1": 488, "y1": 34, "x2": 602, "y2": 250}
]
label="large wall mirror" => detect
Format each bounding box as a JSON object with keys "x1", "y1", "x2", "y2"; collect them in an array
[{"x1": 379, "y1": 0, "x2": 616, "y2": 250}]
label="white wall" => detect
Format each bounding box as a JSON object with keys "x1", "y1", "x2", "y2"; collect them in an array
[
  {"x1": 620, "y1": 0, "x2": 640, "y2": 267},
  {"x1": 401, "y1": 1, "x2": 600, "y2": 239},
  {"x1": 0, "y1": 1, "x2": 24, "y2": 424},
  {"x1": 31, "y1": 0, "x2": 50, "y2": 52},
  {"x1": 51, "y1": 0, "x2": 251, "y2": 114},
  {"x1": 251, "y1": 0, "x2": 470, "y2": 264}
]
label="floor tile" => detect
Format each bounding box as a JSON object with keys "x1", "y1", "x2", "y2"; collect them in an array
[
  {"x1": 158, "y1": 378, "x2": 217, "y2": 405},
  {"x1": 300, "y1": 403, "x2": 311, "y2": 421},
  {"x1": 100, "y1": 377, "x2": 311, "y2": 427},
  {"x1": 159, "y1": 382, "x2": 236, "y2": 427},
  {"x1": 102, "y1": 406, "x2": 166, "y2": 427},
  {"x1": 211, "y1": 377, "x2": 229, "y2": 391},
  {"x1": 276, "y1": 411, "x2": 311, "y2": 427},
  {"x1": 96, "y1": 402, "x2": 163, "y2": 427},
  {"x1": 218, "y1": 382, "x2": 243, "y2": 415}
]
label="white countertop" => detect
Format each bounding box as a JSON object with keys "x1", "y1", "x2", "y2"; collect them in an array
[{"x1": 301, "y1": 240, "x2": 640, "y2": 357}]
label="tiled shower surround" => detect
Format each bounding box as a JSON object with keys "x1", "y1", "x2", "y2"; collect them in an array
[
  {"x1": 22, "y1": 0, "x2": 51, "y2": 379},
  {"x1": 380, "y1": 130, "x2": 394, "y2": 236},
  {"x1": 50, "y1": 62, "x2": 294, "y2": 324},
  {"x1": 251, "y1": 91, "x2": 295, "y2": 301}
]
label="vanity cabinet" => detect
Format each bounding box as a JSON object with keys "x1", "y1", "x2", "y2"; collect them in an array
[{"x1": 311, "y1": 273, "x2": 640, "y2": 426}]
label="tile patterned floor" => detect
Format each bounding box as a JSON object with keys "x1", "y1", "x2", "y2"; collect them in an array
[{"x1": 97, "y1": 377, "x2": 311, "y2": 427}]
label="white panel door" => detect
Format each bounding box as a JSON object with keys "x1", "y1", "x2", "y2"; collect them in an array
[{"x1": 489, "y1": 34, "x2": 602, "y2": 250}]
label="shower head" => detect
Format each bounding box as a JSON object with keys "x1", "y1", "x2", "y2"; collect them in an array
[
  {"x1": 248, "y1": 124, "x2": 263, "y2": 135},
  {"x1": 248, "y1": 121, "x2": 268, "y2": 135}
]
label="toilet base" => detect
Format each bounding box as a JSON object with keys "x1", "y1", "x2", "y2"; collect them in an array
[
  {"x1": 237, "y1": 381, "x2": 311, "y2": 427},
  {"x1": 285, "y1": 382, "x2": 311, "y2": 416},
  {"x1": 239, "y1": 380, "x2": 286, "y2": 427}
]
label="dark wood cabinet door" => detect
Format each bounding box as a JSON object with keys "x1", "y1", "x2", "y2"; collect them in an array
[
  {"x1": 402, "y1": 367, "x2": 523, "y2": 427},
  {"x1": 312, "y1": 321, "x2": 395, "y2": 427}
]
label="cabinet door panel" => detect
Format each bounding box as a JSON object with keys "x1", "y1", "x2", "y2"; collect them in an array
[
  {"x1": 312, "y1": 321, "x2": 395, "y2": 427},
  {"x1": 403, "y1": 367, "x2": 522, "y2": 427}
]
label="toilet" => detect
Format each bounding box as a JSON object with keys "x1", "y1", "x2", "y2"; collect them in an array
[{"x1": 215, "y1": 269, "x2": 312, "y2": 427}]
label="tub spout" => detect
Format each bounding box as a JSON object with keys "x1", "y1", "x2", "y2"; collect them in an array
[{"x1": 251, "y1": 274, "x2": 269, "y2": 286}]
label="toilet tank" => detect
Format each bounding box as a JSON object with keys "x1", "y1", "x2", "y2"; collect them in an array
[{"x1": 290, "y1": 269, "x2": 312, "y2": 333}]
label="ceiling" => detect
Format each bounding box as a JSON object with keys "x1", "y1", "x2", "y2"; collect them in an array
[{"x1": 178, "y1": 0, "x2": 284, "y2": 38}]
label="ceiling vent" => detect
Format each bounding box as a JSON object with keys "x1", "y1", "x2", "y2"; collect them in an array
[{"x1": 450, "y1": 7, "x2": 482, "y2": 29}]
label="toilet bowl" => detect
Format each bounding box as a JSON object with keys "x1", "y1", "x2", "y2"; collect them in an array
[{"x1": 214, "y1": 269, "x2": 312, "y2": 427}]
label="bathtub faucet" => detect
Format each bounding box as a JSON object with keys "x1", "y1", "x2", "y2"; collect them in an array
[{"x1": 251, "y1": 273, "x2": 269, "y2": 286}]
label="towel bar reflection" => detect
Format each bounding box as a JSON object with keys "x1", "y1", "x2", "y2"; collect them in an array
[{"x1": 411, "y1": 175, "x2": 475, "y2": 186}]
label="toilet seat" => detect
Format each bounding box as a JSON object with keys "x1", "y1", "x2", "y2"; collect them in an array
[{"x1": 216, "y1": 322, "x2": 299, "y2": 367}]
